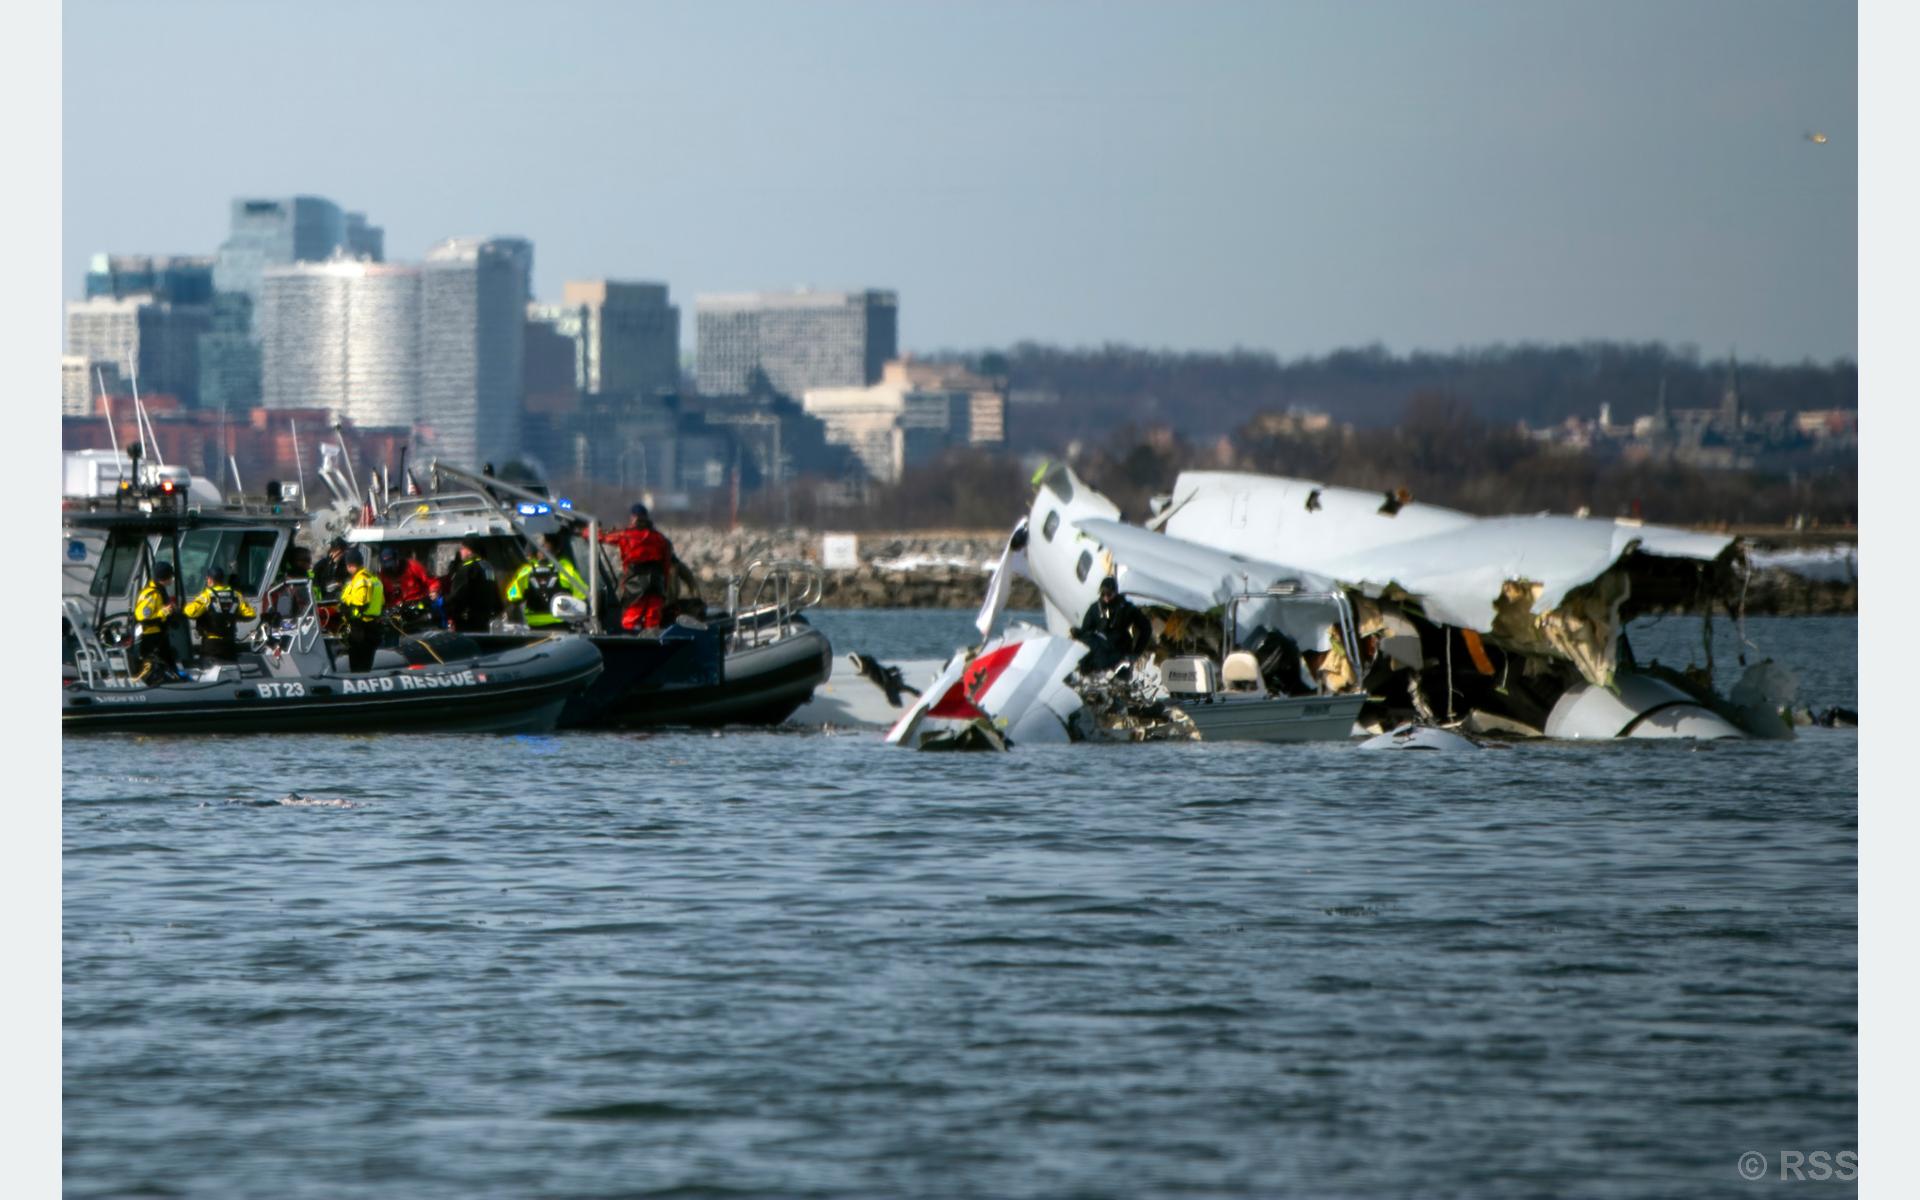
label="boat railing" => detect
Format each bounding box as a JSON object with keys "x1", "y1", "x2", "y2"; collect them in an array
[
  {"x1": 723, "y1": 559, "x2": 824, "y2": 650},
  {"x1": 381, "y1": 491, "x2": 509, "y2": 528},
  {"x1": 255, "y1": 579, "x2": 325, "y2": 656},
  {"x1": 64, "y1": 598, "x2": 137, "y2": 690}
]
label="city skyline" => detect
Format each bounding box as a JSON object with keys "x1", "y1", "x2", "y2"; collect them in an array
[{"x1": 63, "y1": 1, "x2": 1856, "y2": 365}]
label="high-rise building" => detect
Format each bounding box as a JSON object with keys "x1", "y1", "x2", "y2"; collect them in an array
[
  {"x1": 65, "y1": 295, "x2": 212, "y2": 407},
  {"x1": 258, "y1": 261, "x2": 421, "y2": 429},
  {"x1": 84, "y1": 254, "x2": 215, "y2": 304},
  {"x1": 695, "y1": 289, "x2": 897, "y2": 396},
  {"x1": 559, "y1": 280, "x2": 681, "y2": 399},
  {"x1": 213, "y1": 196, "x2": 353, "y2": 302},
  {"x1": 62, "y1": 356, "x2": 122, "y2": 418},
  {"x1": 202, "y1": 196, "x2": 381, "y2": 412},
  {"x1": 344, "y1": 212, "x2": 385, "y2": 263},
  {"x1": 418, "y1": 237, "x2": 532, "y2": 469},
  {"x1": 880, "y1": 358, "x2": 1007, "y2": 445},
  {"x1": 199, "y1": 293, "x2": 262, "y2": 413}
]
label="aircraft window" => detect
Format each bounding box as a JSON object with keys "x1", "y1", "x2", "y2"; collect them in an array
[
  {"x1": 1040, "y1": 464, "x2": 1075, "y2": 504},
  {"x1": 1075, "y1": 550, "x2": 1092, "y2": 583},
  {"x1": 1042, "y1": 510, "x2": 1060, "y2": 542}
]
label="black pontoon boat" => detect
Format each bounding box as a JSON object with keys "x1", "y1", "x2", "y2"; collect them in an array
[{"x1": 347, "y1": 463, "x2": 832, "y2": 728}]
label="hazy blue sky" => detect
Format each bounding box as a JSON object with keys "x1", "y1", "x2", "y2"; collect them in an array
[{"x1": 63, "y1": 0, "x2": 1856, "y2": 362}]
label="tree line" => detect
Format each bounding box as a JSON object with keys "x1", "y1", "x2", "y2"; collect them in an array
[{"x1": 943, "y1": 340, "x2": 1856, "y2": 451}]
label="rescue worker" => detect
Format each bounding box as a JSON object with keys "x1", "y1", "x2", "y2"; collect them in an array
[
  {"x1": 270, "y1": 545, "x2": 314, "y2": 624},
  {"x1": 280, "y1": 545, "x2": 313, "y2": 583},
  {"x1": 599, "y1": 503, "x2": 695, "y2": 631},
  {"x1": 338, "y1": 548, "x2": 385, "y2": 672},
  {"x1": 1071, "y1": 576, "x2": 1154, "y2": 673},
  {"x1": 377, "y1": 545, "x2": 437, "y2": 631},
  {"x1": 442, "y1": 538, "x2": 501, "y2": 633},
  {"x1": 312, "y1": 536, "x2": 351, "y2": 601},
  {"x1": 183, "y1": 566, "x2": 257, "y2": 664},
  {"x1": 506, "y1": 539, "x2": 590, "y2": 628},
  {"x1": 132, "y1": 561, "x2": 181, "y2": 683}
]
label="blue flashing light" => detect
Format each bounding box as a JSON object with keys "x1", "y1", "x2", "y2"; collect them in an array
[
  {"x1": 556, "y1": 497, "x2": 573, "y2": 510},
  {"x1": 516, "y1": 502, "x2": 540, "y2": 516}
]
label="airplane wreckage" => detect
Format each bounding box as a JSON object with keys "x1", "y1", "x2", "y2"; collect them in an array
[{"x1": 866, "y1": 464, "x2": 1807, "y2": 751}]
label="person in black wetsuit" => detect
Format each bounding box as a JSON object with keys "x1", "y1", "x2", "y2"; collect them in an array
[
  {"x1": 312, "y1": 536, "x2": 351, "y2": 602},
  {"x1": 442, "y1": 537, "x2": 500, "y2": 633},
  {"x1": 1071, "y1": 576, "x2": 1153, "y2": 673}
]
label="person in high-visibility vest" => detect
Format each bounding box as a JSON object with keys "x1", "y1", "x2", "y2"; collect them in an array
[
  {"x1": 183, "y1": 566, "x2": 258, "y2": 663},
  {"x1": 506, "y1": 540, "x2": 589, "y2": 628},
  {"x1": 338, "y1": 549, "x2": 386, "y2": 672},
  {"x1": 132, "y1": 561, "x2": 180, "y2": 683}
]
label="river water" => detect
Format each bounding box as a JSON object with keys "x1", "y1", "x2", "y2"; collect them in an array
[{"x1": 64, "y1": 612, "x2": 1858, "y2": 1198}]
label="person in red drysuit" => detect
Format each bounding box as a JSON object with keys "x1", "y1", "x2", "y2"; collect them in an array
[
  {"x1": 377, "y1": 545, "x2": 439, "y2": 630},
  {"x1": 600, "y1": 503, "x2": 695, "y2": 631}
]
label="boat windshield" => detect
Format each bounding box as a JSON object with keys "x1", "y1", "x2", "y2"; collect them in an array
[
  {"x1": 89, "y1": 532, "x2": 146, "y2": 600},
  {"x1": 175, "y1": 529, "x2": 283, "y2": 594},
  {"x1": 90, "y1": 528, "x2": 283, "y2": 599}
]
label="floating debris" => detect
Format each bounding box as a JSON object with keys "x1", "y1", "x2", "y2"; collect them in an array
[{"x1": 202, "y1": 792, "x2": 360, "y2": 809}]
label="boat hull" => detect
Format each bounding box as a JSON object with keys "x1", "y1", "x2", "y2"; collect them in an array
[
  {"x1": 467, "y1": 622, "x2": 833, "y2": 729},
  {"x1": 62, "y1": 636, "x2": 603, "y2": 736},
  {"x1": 1169, "y1": 692, "x2": 1369, "y2": 743},
  {"x1": 580, "y1": 626, "x2": 834, "y2": 728}
]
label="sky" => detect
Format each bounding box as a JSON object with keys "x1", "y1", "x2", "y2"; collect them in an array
[{"x1": 62, "y1": 0, "x2": 1857, "y2": 363}]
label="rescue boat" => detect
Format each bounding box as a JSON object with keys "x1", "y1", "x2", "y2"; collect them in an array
[
  {"x1": 63, "y1": 596, "x2": 604, "y2": 735},
  {"x1": 347, "y1": 462, "x2": 832, "y2": 729}
]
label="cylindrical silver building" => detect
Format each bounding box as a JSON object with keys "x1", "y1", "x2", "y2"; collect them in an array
[{"x1": 259, "y1": 260, "x2": 420, "y2": 429}]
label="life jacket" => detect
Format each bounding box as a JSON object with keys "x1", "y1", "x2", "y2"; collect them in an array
[
  {"x1": 525, "y1": 564, "x2": 559, "y2": 610},
  {"x1": 341, "y1": 569, "x2": 385, "y2": 621},
  {"x1": 196, "y1": 586, "x2": 244, "y2": 641}
]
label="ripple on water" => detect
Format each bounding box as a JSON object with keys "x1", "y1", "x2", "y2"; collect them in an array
[{"x1": 62, "y1": 612, "x2": 1859, "y2": 1198}]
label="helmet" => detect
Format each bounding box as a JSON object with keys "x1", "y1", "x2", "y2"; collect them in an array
[
  {"x1": 630, "y1": 503, "x2": 650, "y2": 519},
  {"x1": 378, "y1": 546, "x2": 399, "y2": 567},
  {"x1": 152, "y1": 561, "x2": 175, "y2": 582}
]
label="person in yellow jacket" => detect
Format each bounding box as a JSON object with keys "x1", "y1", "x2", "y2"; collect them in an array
[
  {"x1": 506, "y1": 536, "x2": 589, "y2": 628},
  {"x1": 183, "y1": 566, "x2": 258, "y2": 664},
  {"x1": 132, "y1": 561, "x2": 181, "y2": 683},
  {"x1": 338, "y1": 548, "x2": 386, "y2": 672}
]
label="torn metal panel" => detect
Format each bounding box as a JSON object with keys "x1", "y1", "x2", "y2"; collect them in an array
[
  {"x1": 1070, "y1": 517, "x2": 1348, "y2": 654},
  {"x1": 974, "y1": 519, "x2": 1029, "y2": 641},
  {"x1": 1160, "y1": 471, "x2": 1738, "y2": 686},
  {"x1": 1542, "y1": 673, "x2": 1744, "y2": 740},
  {"x1": 885, "y1": 624, "x2": 1086, "y2": 750}
]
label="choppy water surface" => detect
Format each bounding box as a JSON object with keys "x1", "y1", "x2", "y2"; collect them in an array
[{"x1": 64, "y1": 613, "x2": 1858, "y2": 1198}]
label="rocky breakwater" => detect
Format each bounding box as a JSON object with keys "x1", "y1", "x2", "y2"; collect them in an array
[{"x1": 669, "y1": 528, "x2": 1041, "y2": 610}]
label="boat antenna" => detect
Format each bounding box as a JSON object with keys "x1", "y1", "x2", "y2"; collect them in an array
[
  {"x1": 289, "y1": 419, "x2": 309, "y2": 512},
  {"x1": 126, "y1": 353, "x2": 164, "y2": 469},
  {"x1": 94, "y1": 367, "x2": 126, "y2": 479},
  {"x1": 333, "y1": 421, "x2": 362, "y2": 511},
  {"x1": 229, "y1": 454, "x2": 245, "y2": 496}
]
